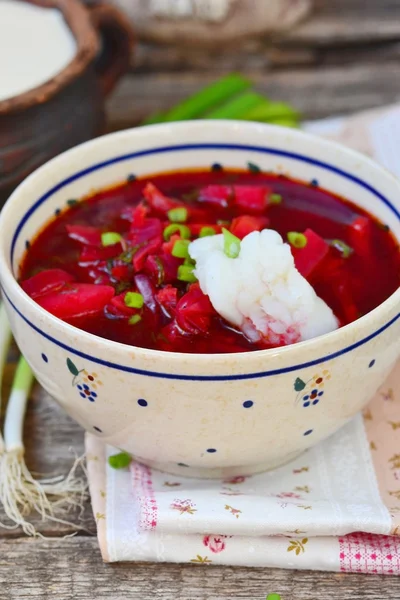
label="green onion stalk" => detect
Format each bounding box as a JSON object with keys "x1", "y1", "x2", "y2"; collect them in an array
[
  {"x1": 142, "y1": 73, "x2": 300, "y2": 128},
  {"x1": 0, "y1": 303, "x2": 87, "y2": 536}
]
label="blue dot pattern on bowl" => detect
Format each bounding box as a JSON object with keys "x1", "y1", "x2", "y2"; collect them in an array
[
  {"x1": 243, "y1": 400, "x2": 254, "y2": 408},
  {"x1": 137, "y1": 398, "x2": 148, "y2": 407},
  {"x1": 77, "y1": 383, "x2": 97, "y2": 402},
  {"x1": 41, "y1": 353, "x2": 48, "y2": 363},
  {"x1": 369, "y1": 359, "x2": 376, "y2": 368}
]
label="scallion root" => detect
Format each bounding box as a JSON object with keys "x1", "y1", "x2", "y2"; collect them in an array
[{"x1": 0, "y1": 449, "x2": 88, "y2": 537}]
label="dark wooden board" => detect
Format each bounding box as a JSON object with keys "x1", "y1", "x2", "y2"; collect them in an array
[
  {"x1": 1, "y1": 536, "x2": 399, "y2": 600},
  {"x1": 107, "y1": 61, "x2": 400, "y2": 129}
]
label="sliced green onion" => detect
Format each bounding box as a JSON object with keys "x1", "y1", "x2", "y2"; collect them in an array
[
  {"x1": 163, "y1": 224, "x2": 191, "y2": 241},
  {"x1": 177, "y1": 264, "x2": 197, "y2": 283},
  {"x1": 287, "y1": 232, "x2": 307, "y2": 249},
  {"x1": 129, "y1": 314, "x2": 142, "y2": 325},
  {"x1": 124, "y1": 292, "x2": 144, "y2": 309},
  {"x1": 167, "y1": 207, "x2": 188, "y2": 223},
  {"x1": 222, "y1": 228, "x2": 241, "y2": 258},
  {"x1": 108, "y1": 452, "x2": 132, "y2": 469},
  {"x1": 172, "y1": 239, "x2": 190, "y2": 259},
  {"x1": 101, "y1": 232, "x2": 122, "y2": 247},
  {"x1": 199, "y1": 226, "x2": 216, "y2": 238},
  {"x1": 331, "y1": 239, "x2": 353, "y2": 258},
  {"x1": 269, "y1": 193, "x2": 282, "y2": 204},
  {"x1": 184, "y1": 256, "x2": 195, "y2": 266}
]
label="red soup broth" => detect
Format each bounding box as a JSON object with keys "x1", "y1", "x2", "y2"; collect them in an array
[{"x1": 19, "y1": 169, "x2": 400, "y2": 354}]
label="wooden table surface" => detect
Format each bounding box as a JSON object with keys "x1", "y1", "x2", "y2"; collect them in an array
[{"x1": 2, "y1": 1, "x2": 400, "y2": 598}]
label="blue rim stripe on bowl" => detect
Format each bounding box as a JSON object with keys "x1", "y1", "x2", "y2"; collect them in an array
[
  {"x1": 2, "y1": 287, "x2": 399, "y2": 381},
  {"x1": 10, "y1": 142, "x2": 400, "y2": 264}
]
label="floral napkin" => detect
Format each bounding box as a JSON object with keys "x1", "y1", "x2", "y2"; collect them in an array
[{"x1": 86, "y1": 105, "x2": 400, "y2": 573}]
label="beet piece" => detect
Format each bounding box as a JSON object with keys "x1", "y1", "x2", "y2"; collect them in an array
[
  {"x1": 134, "y1": 274, "x2": 158, "y2": 313},
  {"x1": 79, "y1": 243, "x2": 122, "y2": 264},
  {"x1": 144, "y1": 255, "x2": 165, "y2": 285},
  {"x1": 291, "y1": 229, "x2": 329, "y2": 278},
  {"x1": 144, "y1": 252, "x2": 182, "y2": 284},
  {"x1": 348, "y1": 215, "x2": 372, "y2": 257},
  {"x1": 128, "y1": 217, "x2": 163, "y2": 246},
  {"x1": 142, "y1": 182, "x2": 179, "y2": 213},
  {"x1": 66, "y1": 225, "x2": 102, "y2": 246},
  {"x1": 21, "y1": 269, "x2": 75, "y2": 299},
  {"x1": 157, "y1": 322, "x2": 188, "y2": 352},
  {"x1": 334, "y1": 279, "x2": 360, "y2": 325},
  {"x1": 233, "y1": 185, "x2": 270, "y2": 212},
  {"x1": 175, "y1": 284, "x2": 214, "y2": 335},
  {"x1": 230, "y1": 215, "x2": 269, "y2": 239},
  {"x1": 36, "y1": 283, "x2": 114, "y2": 320},
  {"x1": 110, "y1": 264, "x2": 131, "y2": 281},
  {"x1": 311, "y1": 254, "x2": 357, "y2": 326},
  {"x1": 198, "y1": 185, "x2": 233, "y2": 208},
  {"x1": 198, "y1": 185, "x2": 270, "y2": 212},
  {"x1": 132, "y1": 236, "x2": 163, "y2": 272},
  {"x1": 143, "y1": 183, "x2": 208, "y2": 222},
  {"x1": 161, "y1": 253, "x2": 182, "y2": 282},
  {"x1": 130, "y1": 202, "x2": 149, "y2": 226},
  {"x1": 108, "y1": 292, "x2": 138, "y2": 317},
  {"x1": 156, "y1": 285, "x2": 178, "y2": 317}
]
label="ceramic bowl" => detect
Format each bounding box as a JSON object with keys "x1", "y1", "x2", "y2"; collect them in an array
[
  {"x1": 0, "y1": 0, "x2": 134, "y2": 205},
  {"x1": 0, "y1": 121, "x2": 399, "y2": 479}
]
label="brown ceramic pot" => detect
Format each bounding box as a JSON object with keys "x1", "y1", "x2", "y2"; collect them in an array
[{"x1": 0, "y1": 0, "x2": 134, "y2": 205}]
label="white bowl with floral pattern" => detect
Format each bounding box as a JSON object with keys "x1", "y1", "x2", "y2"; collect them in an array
[{"x1": 0, "y1": 121, "x2": 399, "y2": 478}]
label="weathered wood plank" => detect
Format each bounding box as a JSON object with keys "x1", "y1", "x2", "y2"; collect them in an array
[
  {"x1": 133, "y1": 39, "x2": 400, "y2": 73},
  {"x1": 130, "y1": 0, "x2": 400, "y2": 73},
  {"x1": 282, "y1": 0, "x2": 400, "y2": 45},
  {"x1": 1, "y1": 537, "x2": 399, "y2": 600},
  {"x1": 107, "y1": 61, "x2": 400, "y2": 129}
]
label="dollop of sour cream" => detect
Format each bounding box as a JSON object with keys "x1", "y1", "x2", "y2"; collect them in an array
[
  {"x1": 189, "y1": 229, "x2": 338, "y2": 346},
  {"x1": 0, "y1": 1, "x2": 77, "y2": 102}
]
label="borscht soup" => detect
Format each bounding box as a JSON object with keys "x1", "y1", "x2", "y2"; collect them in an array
[{"x1": 19, "y1": 167, "x2": 400, "y2": 354}]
